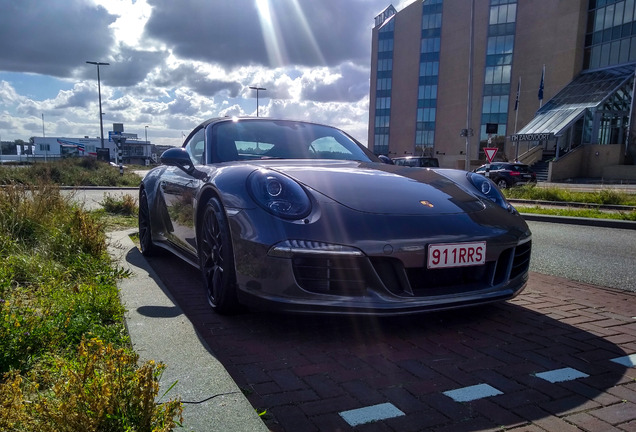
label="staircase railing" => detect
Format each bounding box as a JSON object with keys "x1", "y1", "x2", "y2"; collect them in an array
[{"x1": 515, "y1": 145, "x2": 543, "y2": 165}]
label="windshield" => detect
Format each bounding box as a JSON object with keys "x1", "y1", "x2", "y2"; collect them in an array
[{"x1": 209, "y1": 119, "x2": 378, "y2": 163}]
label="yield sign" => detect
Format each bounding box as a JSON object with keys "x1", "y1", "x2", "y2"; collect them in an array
[{"x1": 484, "y1": 147, "x2": 498, "y2": 163}]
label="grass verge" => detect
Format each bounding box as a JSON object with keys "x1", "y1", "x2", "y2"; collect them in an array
[
  {"x1": 502, "y1": 184, "x2": 636, "y2": 206},
  {"x1": 515, "y1": 205, "x2": 636, "y2": 221},
  {"x1": 0, "y1": 158, "x2": 142, "y2": 187},
  {"x1": 0, "y1": 183, "x2": 182, "y2": 431}
]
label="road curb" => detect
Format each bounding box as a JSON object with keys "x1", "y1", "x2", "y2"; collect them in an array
[{"x1": 521, "y1": 213, "x2": 636, "y2": 230}]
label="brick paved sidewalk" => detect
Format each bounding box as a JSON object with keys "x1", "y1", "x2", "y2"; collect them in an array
[{"x1": 146, "y1": 255, "x2": 636, "y2": 432}]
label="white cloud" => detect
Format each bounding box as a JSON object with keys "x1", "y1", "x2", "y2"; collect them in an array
[{"x1": 0, "y1": 0, "x2": 393, "y2": 146}]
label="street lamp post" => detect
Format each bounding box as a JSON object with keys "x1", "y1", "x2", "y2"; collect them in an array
[
  {"x1": 86, "y1": 61, "x2": 109, "y2": 148},
  {"x1": 145, "y1": 125, "x2": 149, "y2": 143},
  {"x1": 464, "y1": 0, "x2": 475, "y2": 172},
  {"x1": 249, "y1": 86, "x2": 266, "y2": 117}
]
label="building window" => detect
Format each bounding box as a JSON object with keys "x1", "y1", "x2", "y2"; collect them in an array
[
  {"x1": 489, "y1": 3, "x2": 516, "y2": 25},
  {"x1": 478, "y1": 0, "x2": 516, "y2": 145},
  {"x1": 585, "y1": 0, "x2": 636, "y2": 69},
  {"x1": 416, "y1": 2, "x2": 443, "y2": 156},
  {"x1": 373, "y1": 17, "x2": 395, "y2": 156}
]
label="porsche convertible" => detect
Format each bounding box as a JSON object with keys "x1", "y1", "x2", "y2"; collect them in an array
[{"x1": 138, "y1": 117, "x2": 531, "y2": 315}]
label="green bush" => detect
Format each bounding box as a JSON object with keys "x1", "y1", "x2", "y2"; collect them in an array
[
  {"x1": 0, "y1": 184, "x2": 122, "y2": 373},
  {"x1": 0, "y1": 183, "x2": 182, "y2": 430},
  {"x1": 0, "y1": 338, "x2": 182, "y2": 432}
]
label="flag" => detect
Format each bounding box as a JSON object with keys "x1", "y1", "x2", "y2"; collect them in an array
[
  {"x1": 538, "y1": 64, "x2": 545, "y2": 101},
  {"x1": 514, "y1": 77, "x2": 521, "y2": 111}
]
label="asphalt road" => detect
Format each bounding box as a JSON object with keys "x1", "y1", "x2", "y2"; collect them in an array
[{"x1": 527, "y1": 220, "x2": 636, "y2": 292}]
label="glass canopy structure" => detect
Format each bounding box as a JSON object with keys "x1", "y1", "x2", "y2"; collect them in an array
[{"x1": 512, "y1": 63, "x2": 636, "y2": 155}]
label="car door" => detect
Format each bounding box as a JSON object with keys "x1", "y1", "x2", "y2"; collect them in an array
[{"x1": 159, "y1": 127, "x2": 206, "y2": 257}]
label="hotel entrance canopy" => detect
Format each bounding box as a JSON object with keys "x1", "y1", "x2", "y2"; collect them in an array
[{"x1": 511, "y1": 64, "x2": 636, "y2": 143}]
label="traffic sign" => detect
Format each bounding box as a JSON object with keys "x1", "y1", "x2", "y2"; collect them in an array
[{"x1": 484, "y1": 147, "x2": 498, "y2": 163}]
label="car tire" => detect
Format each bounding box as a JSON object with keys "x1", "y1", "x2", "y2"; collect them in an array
[
  {"x1": 138, "y1": 188, "x2": 157, "y2": 256},
  {"x1": 496, "y1": 178, "x2": 509, "y2": 189},
  {"x1": 198, "y1": 197, "x2": 240, "y2": 315}
]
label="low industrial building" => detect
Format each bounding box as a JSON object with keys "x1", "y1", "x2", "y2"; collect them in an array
[{"x1": 3, "y1": 123, "x2": 158, "y2": 166}]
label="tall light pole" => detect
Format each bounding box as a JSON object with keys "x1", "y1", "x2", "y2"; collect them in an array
[
  {"x1": 249, "y1": 86, "x2": 266, "y2": 117},
  {"x1": 464, "y1": 0, "x2": 475, "y2": 172},
  {"x1": 145, "y1": 125, "x2": 149, "y2": 143},
  {"x1": 86, "y1": 61, "x2": 109, "y2": 148}
]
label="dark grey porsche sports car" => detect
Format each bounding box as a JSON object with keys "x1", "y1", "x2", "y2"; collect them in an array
[{"x1": 139, "y1": 117, "x2": 531, "y2": 315}]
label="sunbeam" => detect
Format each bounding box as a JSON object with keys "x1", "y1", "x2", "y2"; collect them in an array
[
  {"x1": 255, "y1": 0, "x2": 286, "y2": 66},
  {"x1": 255, "y1": 0, "x2": 325, "y2": 66}
]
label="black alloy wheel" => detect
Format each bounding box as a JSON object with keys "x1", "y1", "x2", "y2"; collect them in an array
[
  {"x1": 138, "y1": 188, "x2": 156, "y2": 256},
  {"x1": 198, "y1": 197, "x2": 240, "y2": 314}
]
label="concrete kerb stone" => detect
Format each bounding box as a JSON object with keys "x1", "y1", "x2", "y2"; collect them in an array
[
  {"x1": 520, "y1": 213, "x2": 636, "y2": 230},
  {"x1": 107, "y1": 229, "x2": 269, "y2": 432}
]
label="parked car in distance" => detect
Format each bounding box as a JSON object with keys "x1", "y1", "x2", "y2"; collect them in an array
[
  {"x1": 139, "y1": 117, "x2": 531, "y2": 316},
  {"x1": 392, "y1": 156, "x2": 440, "y2": 168},
  {"x1": 474, "y1": 162, "x2": 537, "y2": 189}
]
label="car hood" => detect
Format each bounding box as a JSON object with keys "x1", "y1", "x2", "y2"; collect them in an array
[{"x1": 264, "y1": 161, "x2": 486, "y2": 216}]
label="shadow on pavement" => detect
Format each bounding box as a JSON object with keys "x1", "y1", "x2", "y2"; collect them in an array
[{"x1": 133, "y1": 248, "x2": 632, "y2": 432}]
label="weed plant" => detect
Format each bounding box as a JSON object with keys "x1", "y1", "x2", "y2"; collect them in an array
[
  {"x1": 0, "y1": 158, "x2": 141, "y2": 187},
  {"x1": 0, "y1": 183, "x2": 182, "y2": 431},
  {"x1": 87, "y1": 193, "x2": 139, "y2": 232},
  {"x1": 100, "y1": 193, "x2": 138, "y2": 216}
]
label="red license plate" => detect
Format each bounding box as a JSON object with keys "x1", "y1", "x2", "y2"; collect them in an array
[{"x1": 427, "y1": 241, "x2": 486, "y2": 269}]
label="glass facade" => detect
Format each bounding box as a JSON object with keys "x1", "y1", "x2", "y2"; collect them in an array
[
  {"x1": 585, "y1": 0, "x2": 636, "y2": 70},
  {"x1": 373, "y1": 9, "x2": 396, "y2": 156},
  {"x1": 416, "y1": 0, "x2": 443, "y2": 156},
  {"x1": 479, "y1": 0, "x2": 517, "y2": 144}
]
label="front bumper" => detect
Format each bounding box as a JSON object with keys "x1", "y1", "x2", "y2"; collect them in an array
[{"x1": 229, "y1": 207, "x2": 532, "y2": 316}]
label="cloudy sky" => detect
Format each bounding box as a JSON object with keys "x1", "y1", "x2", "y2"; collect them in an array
[{"x1": 0, "y1": 0, "x2": 411, "y2": 147}]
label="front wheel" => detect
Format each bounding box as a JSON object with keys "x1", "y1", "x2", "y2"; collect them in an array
[
  {"x1": 138, "y1": 188, "x2": 157, "y2": 256},
  {"x1": 198, "y1": 198, "x2": 240, "y2": 315}
]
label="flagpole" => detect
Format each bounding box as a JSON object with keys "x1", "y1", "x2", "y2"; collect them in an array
[
  {"x1": 538, "y1": 64, "x2": 545, "y2": 109},
  {"x1": 514, "y1": 76, "x2": 521, "y2": 161},
  {"x1": 514, "y1": 76, "x2": 521, "y2": 133}
]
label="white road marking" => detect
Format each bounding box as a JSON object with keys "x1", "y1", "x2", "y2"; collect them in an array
[
  {"x1": 535, "y1": 367, "x2": 589, "y2": 383},
  {"x1": 610, "y1": 353, "x2": 636, "y2": 367},
  {"x1": 339, "y1": 402, "x2": 405, "y2": 426},
  {"x1": 443, "y1": 383, "x2": 503, "y2": 402}
]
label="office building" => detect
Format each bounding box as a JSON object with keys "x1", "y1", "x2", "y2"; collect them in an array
[{"x1": 369, "y1": 0, "x2": 636, "y2": 181}]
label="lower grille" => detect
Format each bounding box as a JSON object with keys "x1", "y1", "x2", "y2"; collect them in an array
[
  {"x1": 374, "y1": 240, "x2": 532, "y2": 298},
  {"x1": 404, "y1": 262, "x2": 495, "y2": 296},
  {"x1": 292, "y1": 256, "x2": 372, "y2": 295},
  {"x1": 511, "y1": 240, "x2": 532, "y2": 279},
  {"x1": 292, "y1": 240, "x2": 532, "y2": 299}
]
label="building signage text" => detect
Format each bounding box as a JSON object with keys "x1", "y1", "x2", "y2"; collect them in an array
[{"x1": 510, "y1": 133, "x2": 552, "y2": 141}]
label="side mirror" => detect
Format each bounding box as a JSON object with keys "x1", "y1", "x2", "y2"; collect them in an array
[
  {"x1": 377, "y1": 155, "x2": 394, "y2": 164},
  {"x1": 160, "y1": 148, "x2": 206, "y2": 179}
]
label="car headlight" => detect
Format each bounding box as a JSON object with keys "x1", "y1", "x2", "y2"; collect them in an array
[
  {"x1": 247, "y1": 169, "x2": 311, "y2": 219},
  {"x1": 467, "y1": 172, "x2": 515, "y2": 212}
]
